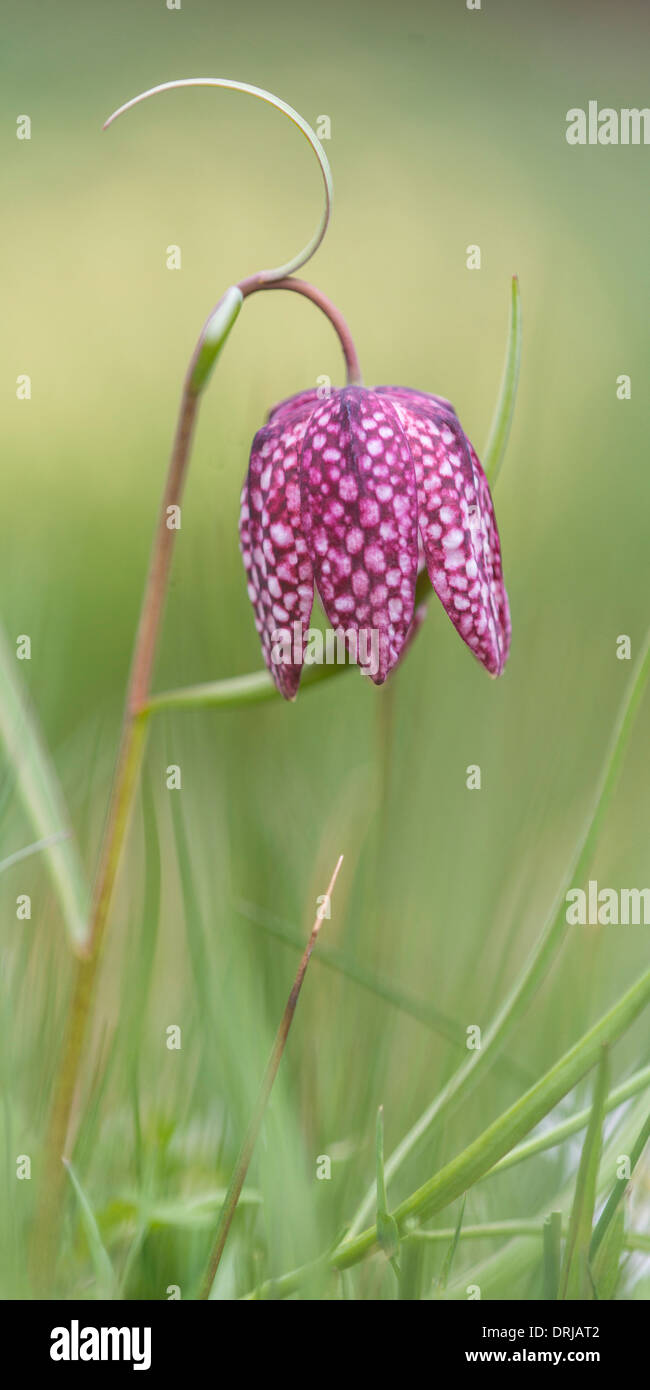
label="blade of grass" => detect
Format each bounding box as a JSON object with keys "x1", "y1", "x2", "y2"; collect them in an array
[
  {"x1": 376, "y1": 1106, "x2": 400, "y2": 1277},
  {"x1": 0, "y1": 830, "x2": 70, "y2": 875},
  {"x1": 0, "y1": 624, "x2": 89, "y2": 949},
  {"x1": 590, "y1": 1109, "x2": 650, "y2": 1263},
  {"x1": 483, "y1": 275, "x2": 522, "y2": 485},
  {"x1": 435, "y1": 1195, "x2": 466, "y2": 1294},
  {"x1": 200, "y1": 855, "x2": 344, "y2": 1299},
  {"x1": 559, "y1": 1047, "x2": 609, "y2": 1299},
  {"x1": 62, "y1": 1159, "x2": 117, "y2": 1298},
  {"x1": 591, "y1": 1206, "x2": 625, "y2": 1300},
  {"x1": 403, "y1": 1216, "x2": 643, "y2": 1255},
  {"x1": 347, "y1": 628, "x2": 650, "y2": 1237}
]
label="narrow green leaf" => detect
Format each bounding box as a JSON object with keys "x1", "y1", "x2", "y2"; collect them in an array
[
  {"x1": 0, "y1": 831, "x2": 69, "y2": 875},
  {"x1": 590, "y1": 1109, "x2": 650, "y2": 1262},
  {"x1": 0, "y1": 624, "x2": 89, "y2": 949},
  {"x1": 483, "y1": 275, "x2": 522, "y2": 485},
  {"x1": 543, "y1": 1212, "x2": 562, "y2": 1300},
  {"x1": 436, "y1": 1195, "x2": 466, "y2": 1294},
  {"x1": 559, "y1": 1047, "x2": 610, "y2": 1300},
  {"x1": 591, "y1": 1205, "x2": 625, "y2": 1301},
  {"x1": 376, "y1": 1107, "x2": 400, "y2": 1273},
  {"x1": 189, "y1": 286, "x2": 243, "y2": 394},
  {"x1": 142, "y1": 657, "x2": 351, "y2": 716},
  {"x1": 170, "y1": 791, "x2": 214, "y2": 1032},
  {"x1": 63, "y1": 1160, "x2": 117, "y2": 1298}
]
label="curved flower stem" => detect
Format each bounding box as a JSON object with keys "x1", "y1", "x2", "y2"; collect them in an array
[
  {"x1": 344, "y1": 627, "x2": 650, "y2": 1238},
  {"x1": 237, "y1": 276, "x2": 363, "y2": 386},
  {"x1": 103, "y1": 78, "x2": 333, "y2": 285},
  {"x1": 241, "y1": 962, "x2": 650, "y2": 1298}
]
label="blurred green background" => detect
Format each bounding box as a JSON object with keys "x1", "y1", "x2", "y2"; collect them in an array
[{"x1": 1, "y1": 0, "x2": 649, "y2": 1298}]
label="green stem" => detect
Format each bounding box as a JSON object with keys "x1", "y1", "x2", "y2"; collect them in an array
[
  {"x1": 404, "y1": 1219, "x2": 644, "y2": 1250},
  {"x1": 142, "y1": 651, "x2": 352, "y2": 716},
  {"x1": 242, "y1": 963, "x2": 650, "y2": 1298},
  {"x1": 345, "y1": 629, "x2": 650, "y2": 1237},
  {"x1": 483, "y1": 275, "x2": 522, "y2": 486}
]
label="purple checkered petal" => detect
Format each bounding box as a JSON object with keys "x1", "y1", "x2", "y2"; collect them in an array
[
  {"x1": 239, "y1": 410, "x2": 315, "y2": 699},
  {"x1": 391, "y1": 397, "x2": 510, "y2": 676},
  {"x1": 266, "y1": 388, "x2": 323, "y2": 427},
  {"x1": 373, "y1": 384, "x2": 457, "y2": 418},
  {"x1": 300, "y1": 388, "x2": 419, "y2": 683}
]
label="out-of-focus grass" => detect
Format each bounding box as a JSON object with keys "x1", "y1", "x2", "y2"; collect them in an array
[{"x1": 1, "y1": 0, "x2": 649, "y2": 1298}]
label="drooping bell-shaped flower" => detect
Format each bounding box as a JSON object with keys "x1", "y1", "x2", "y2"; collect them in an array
[{"x1": 239, "y1": 385, "x2": 510, "y2": 699}]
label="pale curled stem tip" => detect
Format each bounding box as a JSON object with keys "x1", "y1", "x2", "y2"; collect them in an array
[{"x1": 102, "y1": 77, "x2": 333, "y2": 284}]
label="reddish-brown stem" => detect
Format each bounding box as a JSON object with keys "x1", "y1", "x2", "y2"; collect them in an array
[{"x1": 238, "y1": 275, "x2": 363, "y2": 386}]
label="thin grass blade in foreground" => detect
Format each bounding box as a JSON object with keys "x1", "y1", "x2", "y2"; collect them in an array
[
  {"x1": 590, "y1": 1108, "x2": 650, "y2": 1263},
  {"x1": 483, "y1": 275, "x2": 522, "y2": 487},
  {"x1": 0, "y1": 623, "x2": 89, "y2": 950},
  {"x1": 200, "y1": 855, "x2": 344, "y2": 1298},
  {"x1": 558, "y1": 1046, "x2": 609, "y2": 1299},
  {"x1": 63, "y1": 1159, "x2": 117, "y2": 1299},
  {"x1": 375, "y1": 1106, "x2": 400, "y2": 1279},
  {"x1": 542, "y1": 1212, "x2": 562, "y2": 1300}
]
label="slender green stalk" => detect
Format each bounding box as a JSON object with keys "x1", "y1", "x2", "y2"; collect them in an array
[
  {"x1": 346, "y1": 629, "x2": 650, "y2": 1236},
  {"x1": 405, "y1": 1218, "x2": 643, "y2": 1251},
  {"x1": 590, "y1": 1109, "x2": 650, "y2": 1261},
  {"x1": 142, "y1": 655, "x2": 351, "y2": 716},
  {"x1": 543, "y1": 1213, "x2": 562, "y2": 1300},
  {"x1": 483, "y1": 275, "x2": 522, "y2": 486},
  {"x1": 0, "y1": 830, "x2": 70, "y2": 876},
  {"x1": 242, "y1": 962, "x2": 650, "y2": 1298},
  {"x1": 200, "y1": 857, "x2": 344, "y2": 1299},
  {"x1": 558, "y1": 1047, "x2": 609, "y2": 1299}
]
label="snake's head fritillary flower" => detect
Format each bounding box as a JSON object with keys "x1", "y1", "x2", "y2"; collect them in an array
[{"x1": 239, "y1": 385, "x2": 511, "y2": 699}]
